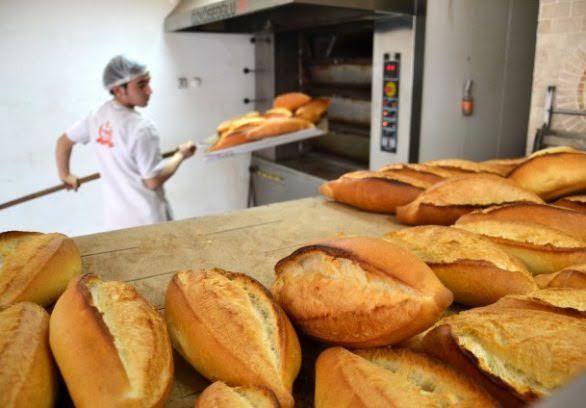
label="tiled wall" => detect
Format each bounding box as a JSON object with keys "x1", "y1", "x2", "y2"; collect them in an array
[{"x1": 527, "y1": 0, "x2": 586, "y2": 152}]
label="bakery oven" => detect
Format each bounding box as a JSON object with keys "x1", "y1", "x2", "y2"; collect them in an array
[{"x1": 165, "y1": 0, "x2": 538, "y2": 206}]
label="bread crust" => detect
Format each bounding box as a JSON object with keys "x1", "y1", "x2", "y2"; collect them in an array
[
  {"x1": 456, "y1": 202, "x2": 586, "y2": 241},
  {"x1": 554, "y1": 195, "x2": 586, "y2": 214},
  {"x1": 508, "y1": 152, "x2": 586, "y2": 200},
  {"x1": 0, "y1": 231, "x2": 81, "y2": 307},
  {"x1": 294, "y1": 97, "x2": 331, "y2": 123},
  {"x1": 195, "y1": 382, "x2": 280, "y2": 408},
  {"x1": 273, "y1": 92, "x2": 312, "y2": 111},
  {"x1": 481, "y1": 157, "x2": 525, "y2": 176},
  {"x1": 0, "y1": 302, "x2": 57, "y2": 408},
  {"x1": 421, "y1": 325, "x2": 526, "y2": 407},
  {"x1": 246, "y1": 117, "x2": 314, "y2": 140},
  {"x1": 455, "y1": 220, "x2": 586, "y2": 275},
  {"x1": 49, "y1": 274, "x2": 174, "y2": 408},
  {"x1": 315, "y1": 347, "x2": 497, "y2": 408},
  {"x1": 421, "y1": 291, "x2": 586, "y2": 404},
  {"x1": 425, "y1": 159, "x2": 505, "y2": 176},
  {"x1": 378, "y1": 163, "x2": 447, "y2": 184},
  {"x1": 165, "y1": 269, "x2": 301, "y2": 408},
  {"x1": 535, "y1": 264, "x2": 586, "y2": 289},
  {"x1": 395, "y1": 175, "x2": 543, "y2": 226},
  {"x1": 385, "y1": 226, "x2": 536, "y2": 306},
  {"x1": 272, "y1": 237, "x2": 453, "y2": 347}
]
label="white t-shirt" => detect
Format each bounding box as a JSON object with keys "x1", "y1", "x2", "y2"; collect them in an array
[{"x1": 67, "y1": 100, "x2": 172, "y2": 230}]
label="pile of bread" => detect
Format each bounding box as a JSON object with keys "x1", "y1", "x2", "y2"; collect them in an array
[
  {"x1": 320, "y1": 145, "x2": 586, "y2": 222},
  {"x1": 208, "y1": 92, "x2": 331, "y2": 152},
  {"x1": 3, "y1": 221, "x2": 585, "y2": 406}
]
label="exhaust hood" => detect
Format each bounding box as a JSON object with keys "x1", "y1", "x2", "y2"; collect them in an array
[{"x1": 164, "y1": 0, "x2": 418, "y2": 32}]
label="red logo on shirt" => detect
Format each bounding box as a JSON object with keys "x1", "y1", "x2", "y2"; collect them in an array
[{"x1": 96, "y1": 121, "x2": 114, "y2": 147}]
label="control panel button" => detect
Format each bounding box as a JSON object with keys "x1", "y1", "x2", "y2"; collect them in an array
[{"x1": 384, "y1": 81, "x2": 397, "y2": 97}]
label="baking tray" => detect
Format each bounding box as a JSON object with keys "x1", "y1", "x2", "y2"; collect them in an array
[{"x1": 202, "y1": 120, "x2": 328, "y2": 162}]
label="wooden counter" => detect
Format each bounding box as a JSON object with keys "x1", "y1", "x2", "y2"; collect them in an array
[{"x1": 73, "y1": 197, "x2": 402, "y2": 407}]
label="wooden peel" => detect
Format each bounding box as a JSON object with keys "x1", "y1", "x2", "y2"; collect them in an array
[{"x1": 0, "y1": 149, "x2": 179, "y2": 211}]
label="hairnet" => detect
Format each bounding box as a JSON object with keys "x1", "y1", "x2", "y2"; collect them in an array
[{"x1": 102, "y1": 55, "x2": 148, "y2": 90}]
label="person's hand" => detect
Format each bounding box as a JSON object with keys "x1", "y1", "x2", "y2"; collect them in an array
[
  {"x1": 61, "y1": 174, "x2": 80, "y2": 191},
  {"x1": 178, "y1": 141, "x2": 196, "y2": 160}
]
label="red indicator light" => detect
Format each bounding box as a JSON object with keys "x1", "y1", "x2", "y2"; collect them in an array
[
  {"x1": 383, "y1": 121, "x2": 389, "y2": 127},
  {"x1": 386, "y1": 64, "x2": 396, "y2": 72}
]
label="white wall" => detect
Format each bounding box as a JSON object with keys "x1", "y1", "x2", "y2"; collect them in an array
[{"x1": 0, "y1": 0, "x2": 255, "y2": 236}]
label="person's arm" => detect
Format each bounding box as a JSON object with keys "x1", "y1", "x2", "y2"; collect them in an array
[
  {"x1": 143, "y1": 141, "x2": 196, "y2": 190},
  {"x1": 55, "y1": 134, "x2": 80, "y2": 191}
]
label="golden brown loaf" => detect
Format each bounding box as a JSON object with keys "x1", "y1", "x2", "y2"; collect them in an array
[
  {"x1": 421, "y1": 290, "x2": 586, "y2": 405},
  {"x1": 165, "y1": 269, "x2": 301, "y2": 408},
  {"x1": 396, "y1": 174, "x2": 543, "y2": 226},
  {"x1": 294, "y1": 97, "x2": 331, "y2": 123},
  {"x1": 535, "y1": 264, "x2": 586, "y2": 289},
  {"x1": 455, "y1": 219, "x2": 586, "y2": 275},
  {"x1": 315, "y1": 347, "x2": 497, "y2": 408},
  {"x1": 424, "y1": 158, "x2": 504, "y2": 176},
  {"x1": 508, "y1": 149, "x2": 586, "y2": 200},
  {"x1": 271, "y1": 237, "x2": 453, "y2": 347},
  {"x1": 0, "y1": 231, "x2": 81, "y2": 307},
  {"x1": 456, "y1": 202, "x2": 586, "y2": 241},
  {"x1": 554, "y1": 195, "x2": 586, "y2": 214},
  {"x1": 246, "y1": 117, "x2": 314, "y2": 140},
  {"x1": 384, "y1": 226, "x2": 536, "y2": 306},
  {"x1": 0, "y1": 302, "x2": 57, "y2": 408},
  {"x1": 319, "y1": 170, "x2": 435, "y2": 213},
  {"x1": 195, "y1": 382, "x2": 280, "y2": 408},
  {"x1": 273, "y1": 92, "x2": 312, "y2": 111},
  {"x1": 49, "y1": 274, "x2": 174, "y2": 408}
]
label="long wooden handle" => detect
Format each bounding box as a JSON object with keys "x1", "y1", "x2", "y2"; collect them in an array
[{"x1": 0, "y1": 149, "x2": 178, "y2": 211}]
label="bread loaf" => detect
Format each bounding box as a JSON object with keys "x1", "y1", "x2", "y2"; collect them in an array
[
  {"x1": 49, "y1": 274, "x2": 174, "y2": 407},
  {"x1": 315, "y1": 347, "x2": 496, "y2": 408},
  {"x1": 396, "y1": 174, "x2": 543, "y2": 226},
  {"x1": 420, "y1": 289, "x2": 586, "y2": 405},
  {"x1": 554, "y1": 195, "x2": 586, "y2": 214},
  {"x1": 456, "y1": 202, "x2": 586, "y2": 241},
  {"x1": 271, "y1": 237, "x2": 453, "y2": 347},
  {"x1": 0, "y1": 302, "x2": 57, "y2": 408},
  {"x1": 294, "y1": 97, "x2": 331, "y2": 123},
  {"x1": 165, "y1": 269, "x2": 301, "y2": 408},
  {"x1": 319, "y1": 170, "x2": 435, "y2": 213},
  {"x1": 384, "y1": 226, "x2": 536, "y2": 306},
  {"x1": 273, "y1": 92, "x2": 311, "y2": 111},
  {"x1": 0, "y1": 231, "x2": 81, "y2": 307},
  {"x1": 196, "y1": 382, "x2": 280, "y2": 408},
  {"x1": 455, "y1": 219, "x2": 586, "y2": 275},
  {"x1": 508, "y1": 148, "x2": 586, "y2": 200},
  {"x1": 535, "y1": 264, "x2": 586, "y2": 289},
  {"x1": 246, "y1": 117, "x2": 314, "y2": 140}
]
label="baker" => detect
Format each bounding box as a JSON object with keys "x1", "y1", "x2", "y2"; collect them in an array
[{"x1": 55, "y1": 55, "x2": 195, "y2": 230}]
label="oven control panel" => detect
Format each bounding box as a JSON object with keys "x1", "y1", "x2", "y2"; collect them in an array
[{"x1": 381, "y1": 53, "x2": 401, "y2": 153}]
